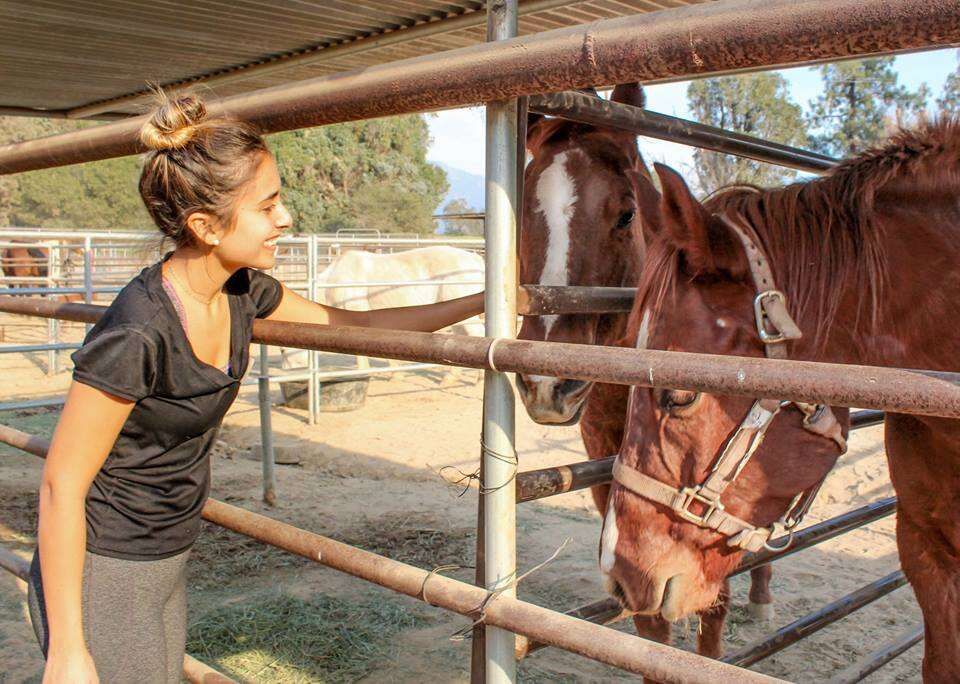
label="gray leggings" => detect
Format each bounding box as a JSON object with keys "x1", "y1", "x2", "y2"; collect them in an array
[{"x1": 27, "y1": 547, "x2": 189, "y2": 684}]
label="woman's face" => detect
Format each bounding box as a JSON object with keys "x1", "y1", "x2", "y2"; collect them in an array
[{"x1": 216, "y1": 152, "x2": 293, "y2": 271}]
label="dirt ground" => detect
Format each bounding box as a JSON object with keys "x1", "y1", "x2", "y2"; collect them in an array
[{"x1": 0, "y1": 316, "x2": 921, "y2": 683}]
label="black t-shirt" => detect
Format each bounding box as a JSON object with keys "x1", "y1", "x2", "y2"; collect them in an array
[{"x1": 70, "y1": 258, "x2": 283, "y2": 560}]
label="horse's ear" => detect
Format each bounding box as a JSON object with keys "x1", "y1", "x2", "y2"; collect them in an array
[
  {"x1": 525, "y1": 114, "x2": 544, "y2": 153},
  {"x1": 631, "y1": 169, "x2": 663, "y2": 240},
  {"x1": 654, "y1": 163, "x2": 747, "y2": 278},
  {"x1": 610, "y1": 83, "x2": 645, "y2": 110}
]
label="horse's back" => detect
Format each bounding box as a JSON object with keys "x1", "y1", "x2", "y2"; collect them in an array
[{"x1": 317, "y1": 246, "x2": 484, "y2": 311}]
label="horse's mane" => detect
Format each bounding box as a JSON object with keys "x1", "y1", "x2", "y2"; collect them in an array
[{"x1": 637, "y1": 116, "x2": 960, "y2": 351}]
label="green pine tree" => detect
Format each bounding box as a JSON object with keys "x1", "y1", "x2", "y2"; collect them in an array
[
  {"x1": 937, "y1": 52, "x2": 960, "y2": 113},
  {"x1": 268, "y1": 114, "x2": 448, "y2": 235},
  {"x1": 0, "y1": 116, "x2": 151, "y2": 230},
  {"x1": 807, "y1": 57, "x2": 929, "y2": 157},
  {"x1": 687, "y1": 72, "x2": 808, "y2": 191},
  {"x1": 1, "y1": 112, "x2": 448, "y2": 235}
]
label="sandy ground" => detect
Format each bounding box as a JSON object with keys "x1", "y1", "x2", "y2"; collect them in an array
[{"x1": 0, "y1": 314, "x2": 921, "y2": 683}]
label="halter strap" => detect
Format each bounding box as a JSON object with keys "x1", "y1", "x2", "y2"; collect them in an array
[{"x1": 613, "y1": 213, "x2": 847, "y2": 553}]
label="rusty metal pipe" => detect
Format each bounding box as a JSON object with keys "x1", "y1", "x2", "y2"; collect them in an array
[
  {"x1": 529, "y1": 92, "x2": 837, "y2": 173},
  {"x1": 2, "y1": 0, "x2": 959, "y2": 174},
  {"x1": 850, "y1": 409, "x2": 884, "y2": 429},
  {"x1": 516, "y1": 457, "x2": 615, "y2": 503},
  {"x1": 3, "y1": 299, "x2": 958, "y2": 419},
  {"x1": 735, "y1": 496, "x2": 898, "y2": 575},
  {"x1": 723, "y1": 570, "x2": 908, "y2": 667},
  {"x1": 0, "y1": 546, "x2": 29, "y2": 581},
  {"x1": 517, "y1": 494, "x2": 899, "y2": 658},
  {"x1": 518, "y1": 285, "x2": 635, "y2": 315},
  {"x1": 0, "y1": 424, "x2": 778, "y2": 683},
  {"x1": 516, "y1": 411, "x2": 884, "y2": 504},
  {"x1": 826, "y1": 623, "x2": 924, "y2": 684}
]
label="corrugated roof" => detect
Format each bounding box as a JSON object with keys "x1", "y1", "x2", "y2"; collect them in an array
[{"x1": 1, "y1": 0, "x2": 712, "y2": 119}]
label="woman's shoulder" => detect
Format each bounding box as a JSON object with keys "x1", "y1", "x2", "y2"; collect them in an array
[
  {"x1": 90, "y1": 262, "x2": 168, "y2": 339},
  {"x1": 226, "y1": 267, "x2": 283, "y2": 319}
]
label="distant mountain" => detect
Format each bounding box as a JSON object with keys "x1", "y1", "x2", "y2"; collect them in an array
[{"x1": 436, "y1": 162, "x2": 485, "y2": 211}]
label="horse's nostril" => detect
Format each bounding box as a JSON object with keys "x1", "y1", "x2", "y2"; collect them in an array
[
  {"x1": 555, "y1": 379, "x2": 586, "y2": 398},
  {"x1": 609, "y1": 579, "x2": 626, "y2": 605}
]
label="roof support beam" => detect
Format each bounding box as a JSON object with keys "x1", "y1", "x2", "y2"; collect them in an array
[{"x1": 1, "y1": 0, "x2": 958, "y2": 175}]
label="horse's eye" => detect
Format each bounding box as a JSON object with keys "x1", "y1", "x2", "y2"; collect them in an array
[
  {"x1": 658, "y1": 388, "x2": 700, "y2": 414},
  {"x1": 615, "y1": 209, "x2": 635, "y2": 229}
]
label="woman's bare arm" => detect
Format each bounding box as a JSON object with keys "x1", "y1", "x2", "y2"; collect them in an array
[
  {"x1": 38, "y1": 382, "x2": 134, "y2": 662},
  {"x1": 266, "y1": 284, "x2": 484, "y2": 333}
]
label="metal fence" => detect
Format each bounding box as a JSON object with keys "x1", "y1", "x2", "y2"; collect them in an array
[
  {"x1": 0, "y1": 0, "x2": 954, "y2": 681},
  {"x1": 0, "y1": 228, "x2": 485, "y2": 417}
]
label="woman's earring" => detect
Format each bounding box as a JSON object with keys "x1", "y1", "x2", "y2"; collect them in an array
[{"x1": 212, "y1": 238, "x2": 220, "y2": 246}]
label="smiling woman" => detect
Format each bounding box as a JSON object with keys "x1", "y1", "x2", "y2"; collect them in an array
[{"x1": 26, "y1": 92, "x2": 484, "y2": 684}]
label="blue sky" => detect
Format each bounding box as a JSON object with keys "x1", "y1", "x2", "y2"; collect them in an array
[{"x1": 427, "y1": 47, "x2": 960, "y2": 179}]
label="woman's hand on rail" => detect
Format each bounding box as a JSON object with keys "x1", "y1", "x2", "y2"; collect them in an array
[{"x1": 267, "y1": 284, "x2": 485, "y2": 333}]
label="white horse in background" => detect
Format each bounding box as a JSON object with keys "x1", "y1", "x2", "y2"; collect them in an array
[{"x1": 281, "y1": 245, "x2": 485, "y2": 388}]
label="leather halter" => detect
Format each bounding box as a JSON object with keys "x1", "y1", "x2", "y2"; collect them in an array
[{"x1": 612, "y1": 214, "x2": 847, "y2": 553}]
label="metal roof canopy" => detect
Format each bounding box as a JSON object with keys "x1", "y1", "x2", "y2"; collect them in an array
[
  {"x1": 0, "y1": 0, "x2": 715, "y2": 120},
  {"x1": 1, "y1": 0, "x2": 958, "y2": 175}
]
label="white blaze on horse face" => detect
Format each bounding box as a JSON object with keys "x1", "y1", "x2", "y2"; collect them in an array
[
  {"x1": 535, "y1": 149, "x2": 579, "y2": 337},
  {"x1": 600, "y1": 496, "x2": 620, "y2": 576},
  {"x1": 635, "y1": 310, "x2": 652, "y2": 350}
]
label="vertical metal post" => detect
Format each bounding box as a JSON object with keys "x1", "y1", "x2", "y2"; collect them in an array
[
  {"x1": 258, "y1": 343, "x2": 277, "y2": 505},
  {"x1": 307, "y1": 235, "x2": 320, "y2": 425},
  {"x1": 82, "y1": 236, "x2": 93, "y2": 335},
  {"x1": 45, "y1": 243, "x2": 58, "y2": 375},
  {"x1": 479, "y1": 2, "x2": 519, "y2": 683}
]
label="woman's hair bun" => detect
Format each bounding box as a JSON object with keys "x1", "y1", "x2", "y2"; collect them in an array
[{"x1": 140, "y1": 94, "x2": 207, "y2": 151}]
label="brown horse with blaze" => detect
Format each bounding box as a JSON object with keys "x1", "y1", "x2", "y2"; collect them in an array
[
  {"x1": 516, "y1": 83, "x2": 775, "y2": 658},
  {"x1": 606, "y1": 119, "x2": 960, "y2": 681}
]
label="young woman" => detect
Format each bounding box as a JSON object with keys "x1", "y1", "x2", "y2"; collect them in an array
[{"x1": 27, "y1": 95, "x2": 484, "y2": 684}]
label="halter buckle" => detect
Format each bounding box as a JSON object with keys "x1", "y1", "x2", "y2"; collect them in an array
[
  {"x1": 672, "y1": 486, "x2": 724, "y2": 527},
  {"x1": 754, "y1": 290, "x2": 789, "y2": 344}
]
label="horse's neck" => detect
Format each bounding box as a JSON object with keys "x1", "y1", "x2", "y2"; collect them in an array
[{"x1": 793, "y1": 216, "x2": 960, "y2": 373}]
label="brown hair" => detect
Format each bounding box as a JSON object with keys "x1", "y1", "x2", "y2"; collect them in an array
[{"x1": 138, "y1": 93, "x2": 269, "y2": 247}]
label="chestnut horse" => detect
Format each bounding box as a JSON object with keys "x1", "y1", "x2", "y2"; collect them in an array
[
  {"x1": 606, "y1": 120, "x2": 960, "y2": 679},
  {"x1": 0, "y1": 242, "x2": 85, "y2": 301},
  {"x1": 0, "y1": 244, "x2": 47, "y2": 288},
  {"x1": 516, "y1": 82, "x2": 773, "y2": 658}
]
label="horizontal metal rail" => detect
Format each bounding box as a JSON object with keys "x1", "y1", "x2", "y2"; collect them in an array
[
  {"x1": 0, "y1": 546, "x2": 233, "y2": 683},
  {"x1": 0, "y1": 286, "x2": 120, "y2": 297},
  {"x1": 723, "y1": 570, "x2": 908, "y2": 667},
  {"x1": 0, "y1": 342, "x2": 80, "y2": 354},
  {"x1": 516, "y1": 411, "x2": 884, "y2": 503},
  {"x1": 518, "y1": 285, "x2": 635, "y2": 315},
  {"x1": 735, "y1": 496, "x2": 897, "y2": 575},
  {"x1": 826, "y1": 623, "x2": 924, "y2": 684},
  {"x1": 516, "y1": 495, "x2": 899, "y2": 658},
  {"x1": 0, "y1": 398, "x2": 67, "y2": 412},
  {"x1": 529, "y1": 92, "x2": 837, "y2": 173},
  {"x1": 850, "y1": 409, "x2": 884, "y2": 429},
  {"x1": 0, "y1": 424, "x2": 780, "y2": 683},
  {"x1": 517, "y1": 457, "x2": 615, "y2": 503},
  {"x1": 4, "y1": 299, "x2": 960, "y2": 419},
  {"x1": 1, "y1": 0, "x2": 956, "y2": 174}
]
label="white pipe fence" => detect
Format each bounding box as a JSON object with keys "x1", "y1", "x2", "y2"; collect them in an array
[{"x1": 0, "y1": 228, "x2": 486, "y2": 445}]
